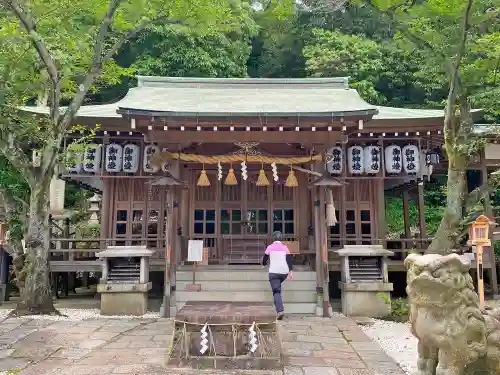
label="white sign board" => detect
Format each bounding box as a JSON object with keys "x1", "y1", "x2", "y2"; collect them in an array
[{"x1": 188, "y1": 240, "x2": 204, "y2": 262}]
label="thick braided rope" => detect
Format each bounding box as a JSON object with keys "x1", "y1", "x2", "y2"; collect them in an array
[{"x1": 152, "y1": 151, "x2": 322, "y2": 166}]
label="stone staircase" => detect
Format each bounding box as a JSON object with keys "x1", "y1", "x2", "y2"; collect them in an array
[{"x1": 175, "y1": 266, "x2": 317, "y2": 314}]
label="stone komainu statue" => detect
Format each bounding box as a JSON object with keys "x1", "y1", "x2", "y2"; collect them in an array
[{"x1": 405, "y1": 253, "x2": 500, "y2": 375}]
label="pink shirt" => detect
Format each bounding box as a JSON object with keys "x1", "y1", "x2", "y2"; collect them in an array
[{"x1": 265, "y1": 241, "x2": 290, "y2": 274}]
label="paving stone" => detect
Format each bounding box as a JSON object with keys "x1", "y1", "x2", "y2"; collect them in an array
[
  {"x1": 284, "y1": 366, "x2": 305, "y2": 375},
  {"x1": 303, "y1": 367, "x2": 339, "y2": 375},
  {"x1": 103, "y1": 341, "x2": 130, "y2": 349},
  {"x1": 89, "y1": 331, "x2": 120, "y2": 341},
  {"x1": 115, "y1": 334, "x2": 154, "y2": 342},
  {"x1": 337, "y1": 368, "x2": 374, "y2": 375},
  {"x1": 0, "y1": 357, "x2": 32, "y2": 371},
  {"x1": 78, "y1": 339, "x2": 107, "y2": 350},
  {"x1": 320, "y1": 343, "x2": 355, "y2": 352},
  {"x1": 52, "y1": 364, "x2": 116, "y2": 375},
  {"x1": 50, "y1": 347, "x2": 92, "y2": 360},
  {"x1": 287, "y1": 357, "x2": 329, "y2": 367},
  {"x1": 312, "y1": 350, "x2": 359, "y2": 360},
  {"x1": 111, "y1": 363, "x2": 166, "y2": 373},
  {"x1": 367, "y1": 362, "x2": 406, "y2": 375},
  {"x1": 18, "y1": 358, "x2": 69, "y2": 375},
  {"x1": 282, "y1": 342, "x2": 322, "y2": 351},
  {"x1": 324, "y1": 358, "x2": 367, "y2": 369},
  {"x1": 295, "y1": 335, "x2": 347, "y2": 344},
  {"x1": 282, "y1": 347, "x2": 313, "y2": 356},
  {"x1": 349, "y1": 342, "x2": 385, "y2": 351},
  {"x1": 152, "y1": 334, "x2": 172, "y2": 341},
  {"x1": 0, "y1": 348, "x2": 15, "y2": 359},
  {"x1": 11, "y1": 344, "x2": 61, "y2": 361}
]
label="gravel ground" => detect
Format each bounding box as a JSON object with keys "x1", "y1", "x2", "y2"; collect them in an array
[
  {"x1": 0, "y1": 307, "x2": 160, "y2": 321},
  {"x1": 360, "y1": 319, "x2": 417, "y2": 375}
]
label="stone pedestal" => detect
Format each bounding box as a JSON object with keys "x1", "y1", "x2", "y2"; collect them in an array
[
  {"x1": 97, "y1": 246, "x2": 154, "y2": 316},
  {"x1": 335, "y1": 245, "x2": 394, "y2": 318},
  {"x1": 97, "y1": 282, "x2": 152, "y2": 316}
]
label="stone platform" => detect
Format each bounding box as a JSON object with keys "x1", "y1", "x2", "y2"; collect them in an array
[
  {"x1": 168, "y1": 301, "x2": 281, "y2": 369},
  {"x1": 0, "y1": 309, "x2": 406, "y2": 375}
]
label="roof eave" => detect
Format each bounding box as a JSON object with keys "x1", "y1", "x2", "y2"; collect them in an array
[{"x1": 116, "y1": 108, "x2": 379, "y2": 118}]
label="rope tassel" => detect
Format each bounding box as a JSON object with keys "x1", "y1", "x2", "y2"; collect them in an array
[
  {"x1": 326, "y1": 188, "x2": 337, "y2": 227},
  {"x1": 285, "y1": 168, "x2": 298, "y2": 187},
  {"x1": 197, "y1": 167, "x2": 210, "y2": 187},
  {"x1": 225, "y1": 167, "x2": 238, "y2": 185},
  {"x1": 256, "y1": 165, "x2": 269, "y2": 186}
]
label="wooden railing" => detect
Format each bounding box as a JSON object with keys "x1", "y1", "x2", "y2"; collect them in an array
[{"x1": 49, "y1": 237, "x2": 167, "y2": 261}]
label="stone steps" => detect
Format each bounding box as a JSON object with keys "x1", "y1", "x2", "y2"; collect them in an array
[{"x1": 175, "y1": 269, "x2": 317, "y2": 314}]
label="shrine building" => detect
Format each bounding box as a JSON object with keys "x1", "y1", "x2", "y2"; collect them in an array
[{"x1": 5, "y1": 76, "x2": 498, "y2": 316}]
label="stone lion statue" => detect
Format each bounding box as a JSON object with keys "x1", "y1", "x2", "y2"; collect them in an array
[{"x1": 405, "y1": 253, "x2": 500, "y2": 375}]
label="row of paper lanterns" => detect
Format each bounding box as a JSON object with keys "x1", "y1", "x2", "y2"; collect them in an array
[
  {"x1": 326, "y1": 144, "x2": 421, "y2": 175},
  {"x1": 67, "y1": 144, "x2": 167, "y2": 174}
]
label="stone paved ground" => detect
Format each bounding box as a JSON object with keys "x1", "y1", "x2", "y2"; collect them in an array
[{"x1": 0, "y1": 314, "x2": 405, "y2": 375}]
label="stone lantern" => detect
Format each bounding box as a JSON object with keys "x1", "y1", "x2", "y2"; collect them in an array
[{"x1": 88, "y1": 194, "x2": 101, "y2": 226}]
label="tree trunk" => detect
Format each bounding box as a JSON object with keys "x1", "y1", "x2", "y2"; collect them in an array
[
  {"x1": 426, "y1": 163, "x2": 467, "y2": 254},
  {"x1": 12, "y1": 182, "x2": 57, "y2": 316}
]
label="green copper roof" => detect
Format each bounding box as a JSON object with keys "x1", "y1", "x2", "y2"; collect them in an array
[
  {"x1": 19, "y1": 76, "x2": 462, "y2": 121},
  {"x1": 114, "y1": 76, "x2": 378, "y2": 117}
]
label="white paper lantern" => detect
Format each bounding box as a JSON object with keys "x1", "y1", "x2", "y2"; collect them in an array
[
  {"x1": 347, "y1": 146, "x2": 364, "y2": 174},
  {"x1": 402, "y1": 145, "x2": 420, "y2": 175},
  {"x1": 83, "y1": 144, "x2": 102, "y2": 173},
  {"x1": 363, "y1": 146, "x2": 381, "y2": 174},
  {"x1": 162, "y1": 147, "x2": 169, "y2": 172},
  {"x1": 384, "y1": 145, "x2": 402, "y2": 174},
  {"x1": 143, "y1": 144, "x2": 160, "y2": 173},
  {"x1": 122, "y1": 144, "x2": 140, "y2": 173},
  {"x1": 326, "y1": 146, "x2": 343, "y2": 174},
  {"x1": 105, "y1": 144, "x2": 123, "y2": 172},
  {"x1": 66, "y1": 151, "x2": 82, "y2": 173}
]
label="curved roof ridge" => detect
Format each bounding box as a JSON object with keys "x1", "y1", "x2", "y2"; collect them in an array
[{"x1": 137, "y1": 76, "x2": 350, "y2": 89}]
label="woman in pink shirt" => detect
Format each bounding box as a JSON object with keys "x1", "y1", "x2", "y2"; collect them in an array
[{"x1": 262, "y1": 231, "x2": 293, "y2": 320}]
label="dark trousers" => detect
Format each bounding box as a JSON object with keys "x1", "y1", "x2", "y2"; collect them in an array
[{"x1": 269, "y1": 273, "x2": 288, "y2": 313}]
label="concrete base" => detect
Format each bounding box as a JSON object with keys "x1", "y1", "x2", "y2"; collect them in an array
[
  {"x1": 159, "y1": 302, "x2": 178, "y2": 317},
  {"x1": 339, "y1": 282, "x2": 393, "y2": 318},
  {"x1": 98, "y1": 282, "x2": 152, "y2": 316},
  {"x1": 315, "y1": 305, "x2": 333, "y2": 317}
]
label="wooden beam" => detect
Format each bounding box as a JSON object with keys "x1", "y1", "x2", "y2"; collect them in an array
[
  {"x1": 144, "y1": 130, "x2": 341, "y2": 144},
  {"x1": 417, "y1": 182, "x2": 427, "y2": 243}
]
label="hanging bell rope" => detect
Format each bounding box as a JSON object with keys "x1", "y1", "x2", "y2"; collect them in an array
[
  {"x1": 197, "y1": 164, "x2": 210, "y2": 187},
  {"x1": 225, "y1": 164, "x2": 238, "y2": 185},
  {"x1": 256, "y1": 163, "x2": 269, "y2": 187},
  {"x1": 326, "y1": 188, "x2": 337, "y2": 227},
  {"x1": 152, "y1": 151, "x2": 322, "y2": 167},
  {"x1": 285, "y1": 167, "x2": 298, "y2": 188}
]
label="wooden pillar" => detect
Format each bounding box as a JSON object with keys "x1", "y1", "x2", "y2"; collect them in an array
[
  {"x1": 313, "y1": 187, "x2": 323, "y2": 313},
  {"x1": 480, "y1": 152, "x2": 498, "y2": 295},
  {"x1": 319, "y1": 187, "x2": 330, "y2": 317},
  {"x1": 417, "y1": 181, "x2": 427, "y2": 245},
  {"x1": 377, "y1": 138, "x2": 386, "y2": 247},
  {"x1": 162, "y1": 188, "x2": 173, "y2": 318},
  {"x1": 402, "y1": 190, "x2": 411, "y2": 250},
  {"x1": 170, "y1": 187, "x2": 180, "y2": 314}
]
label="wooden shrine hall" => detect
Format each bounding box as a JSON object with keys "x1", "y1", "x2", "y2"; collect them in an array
[{"x1": 17, "y1": 76, "x2": 498, "y2": 315}]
